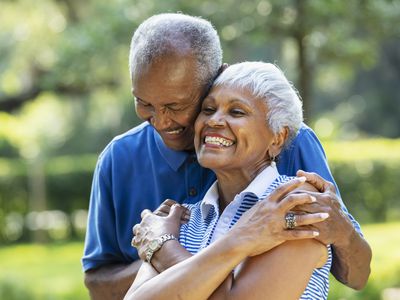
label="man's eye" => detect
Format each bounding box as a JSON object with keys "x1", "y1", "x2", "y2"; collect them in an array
[
  {"x1": 136, "y1": 98, "x2": 151, "y2": 107},
  {"x1": 166, "y1": 105, "x2": 181, "y2": 112}
]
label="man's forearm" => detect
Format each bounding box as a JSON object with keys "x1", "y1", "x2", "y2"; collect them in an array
[
  {"x1": 84, "y1": 260, "x2": 142, "y2": 300},
  {"x1": 331, "y1": 228, "x2": 372, "y2": 290}
]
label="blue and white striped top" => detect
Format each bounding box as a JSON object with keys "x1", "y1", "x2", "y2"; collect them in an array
[{"x1": 179, "y1": 166, "x2": 332, "y2": 299}]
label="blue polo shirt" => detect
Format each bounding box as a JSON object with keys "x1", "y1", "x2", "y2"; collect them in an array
[{"x1": 82, "y1": 122, "x2": 360, "y2": 272}]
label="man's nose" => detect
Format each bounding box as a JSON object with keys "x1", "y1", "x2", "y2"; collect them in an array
[{"x1": 151, "y1": 110, "x2": 172, "y2": 130}]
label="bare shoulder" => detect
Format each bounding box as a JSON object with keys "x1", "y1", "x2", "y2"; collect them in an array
[{"x1": 277, "y1": 239, "x2": 328, "y2": 268}]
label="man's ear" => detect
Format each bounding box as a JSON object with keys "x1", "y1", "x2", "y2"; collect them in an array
[
  {"x1": 217, "y1": 63, "x2": 229, "y2": 77},
  {"x1": 269, "y1": 127, "x2": 289, "y2": 157}
]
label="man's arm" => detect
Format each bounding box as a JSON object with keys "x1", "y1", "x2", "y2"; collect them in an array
[
  {"x1": 85, "y1": 260, "x2": 142, "y2": 300},
  {"x1": 297, "y1": 170, "x2": 372, "y2": 289},
  {"x1": 279, "y1": 125, "x2": 372, "y2": 289},
  {"x1": 83, "y1": 153, "x2": 142, "y2": 299}
]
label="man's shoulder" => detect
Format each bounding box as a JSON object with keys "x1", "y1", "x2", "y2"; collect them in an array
[
  {"x1": 292, "y1": 123, "x2": 319, "y2": 145},
  {"x1": 285, "y1": 123, "x2": 324, "y2": 155},
  {"x1": 99, "y1": 122, "x2": 154, "y2": 158}
]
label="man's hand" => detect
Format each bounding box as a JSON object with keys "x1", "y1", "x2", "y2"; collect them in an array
[
  {"x1": 293, "y1": 170, "x2": 353, "y2": 246},
  {"x1": 295, "y1": 170, "x2": 372, "y2": 290},
  {"x1": 132, "y1": 200, "x2": 189, "y2": 261}
]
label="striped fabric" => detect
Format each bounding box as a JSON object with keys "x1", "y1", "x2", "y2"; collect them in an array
[{"x1": 180, "y1": 175, "x2": 331, "y2": 299}]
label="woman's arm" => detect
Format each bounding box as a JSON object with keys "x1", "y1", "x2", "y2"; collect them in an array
[
  {"x1": 209, "y1": 239, "x2": 328, "y2": 300},
  {"x1": 125, "y1": 177, "x2": 329, "y2": 300},
  {"x1": 125, "y1": 234, "x2": 248, "y2": 300}
]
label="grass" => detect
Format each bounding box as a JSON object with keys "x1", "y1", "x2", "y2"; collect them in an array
[
  {"x1": 0, "y1": 222, "x2": 399, "y2": 300},
  {"x1": 0, "y1": 242, "x2": 88, "y2": 300}
]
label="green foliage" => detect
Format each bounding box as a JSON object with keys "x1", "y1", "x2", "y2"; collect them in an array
[
  {"x1": 0, "y1": 223, "x2": 398, "y2": 300},
  {"x1": 0, "y1": 139, "x2": 399, "y2": 243},
  {"x1": 323, "y1": 139, "x2": 400, "y2": 222},
  {"x1": 329, "y1": 222, "x2": 400, "y2": 300}
]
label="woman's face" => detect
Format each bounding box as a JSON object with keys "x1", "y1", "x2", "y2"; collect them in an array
[{"x1": 194, "y1": 84, "x2": 276, "y2": 173}]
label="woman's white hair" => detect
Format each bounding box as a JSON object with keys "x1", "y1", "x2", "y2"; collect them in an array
[
  {"x1": 129, "y1": 13, "x2": 222, "y2": 87},
  {"x1": 214, "y1": 62, "x2": 303, "y2": 145}
]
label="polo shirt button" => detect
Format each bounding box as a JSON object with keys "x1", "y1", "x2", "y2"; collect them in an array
[
  {"x1": 223, "y1": 217, "x2": 230, "y2": 223},
  {"x1": 188, "y1": 156, "x2": 197, "y2": 163},
  {"x1": 189, "y1": 187, "x2": 197, "y2": 196}
]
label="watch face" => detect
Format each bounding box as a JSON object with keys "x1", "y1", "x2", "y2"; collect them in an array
[{"x1": 149, "y1": 239, "x2": 160, "y2": 251}]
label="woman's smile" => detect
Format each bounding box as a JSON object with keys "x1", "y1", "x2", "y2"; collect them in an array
[
  {"x1": 203, "y1": 133, "x2": 235, "y2": 148},
  {"x1": 194, "y1": 84, "x2": 275, "y2": 173}
]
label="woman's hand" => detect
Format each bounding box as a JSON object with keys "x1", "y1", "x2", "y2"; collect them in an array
[
  {"x1": 131, "y1": 200, "x2": 190, "y2": 261},
  {"x1": 230, "y1": 177, "x2": 329, "y2": 257}
]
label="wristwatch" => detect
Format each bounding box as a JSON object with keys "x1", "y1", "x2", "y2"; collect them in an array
[{"x1": 145, "y1": 234, "x2": 177, "y2": 264}]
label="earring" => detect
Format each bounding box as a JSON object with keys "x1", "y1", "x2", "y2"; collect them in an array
[{"x1": 270, "y1": 154, "x2": 276, "y2": 168}]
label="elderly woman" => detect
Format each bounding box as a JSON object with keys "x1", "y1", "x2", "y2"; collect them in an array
[{"x1": 125, "y1": 62, "x2": 332, "y2": 300}]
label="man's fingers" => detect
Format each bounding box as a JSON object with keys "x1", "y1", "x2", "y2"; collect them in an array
[
  {"x1": 279, "y1": 193, "x2": 317, "y2": 211},
  {"x1": 282, "y1": 229, "x2": 320, "y2": 240},
  {"x1": 266, "y1": 177, "x2": 307, "y2": 203},
  {"x1": 296, "y1": 170, "x2": 336, "y2": 193},
  {"x1": 167, "y1": 204, "x2": 185, "y2": 220}
]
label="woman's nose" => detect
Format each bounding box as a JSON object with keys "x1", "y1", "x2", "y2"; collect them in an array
[{"x1": 207, "y1": 113, "x2": 226, "y2": 127}]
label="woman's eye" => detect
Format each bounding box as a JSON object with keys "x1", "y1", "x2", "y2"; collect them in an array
[
  {"x1": 202, "y1": 106, "x2": 216, "y2": 114},
  {"x1": 231, "y1": 109, "x2": 246, "y2": 116}
]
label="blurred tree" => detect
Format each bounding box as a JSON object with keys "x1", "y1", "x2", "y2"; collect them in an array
[{"x1": 1, "y1": 0, "x2": 399, "y2": 136}]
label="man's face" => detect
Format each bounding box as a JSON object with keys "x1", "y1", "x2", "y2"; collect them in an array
[{"x1": 132, "y1": 54, "x2": 206, "y2": 151}]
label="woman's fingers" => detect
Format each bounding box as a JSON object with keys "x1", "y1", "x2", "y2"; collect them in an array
[
  {"x1": 140, "y1": 209, "x2": 152, "y2": 219},
  {"x1": 266, "y1": 177, "x2": 307, "y2": 203},
  {"x1": 167, "y1": 204, "x2": 186, "y2": 220},
  {"x1": 290, "y1": 212, "x2": 329, "y2": 227}
]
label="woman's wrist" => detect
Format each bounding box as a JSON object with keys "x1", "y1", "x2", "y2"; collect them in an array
[{"x1": 151, "y1": 239, "x2": 192, "y2": 273}]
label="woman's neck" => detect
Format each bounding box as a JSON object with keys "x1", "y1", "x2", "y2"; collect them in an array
[{"x1": 215, "y1": 163, "x2": 270, "y2": 211}]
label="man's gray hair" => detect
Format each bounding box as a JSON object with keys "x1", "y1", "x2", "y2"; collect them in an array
[
  {"x1": 214, "y1": 62, "x2": 303, "y2": 145},
  {"x1": 129, "y1": 13, "x2": 222, "y2": 87}
]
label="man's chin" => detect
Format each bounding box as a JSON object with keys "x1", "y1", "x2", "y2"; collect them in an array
[{"x1": 163, "y1": 139, "x2": 194, "y2": 152}]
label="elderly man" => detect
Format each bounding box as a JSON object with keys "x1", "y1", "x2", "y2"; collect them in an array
[{"x1": 82, "y1": 13, "x2": 371, "y2": 299}]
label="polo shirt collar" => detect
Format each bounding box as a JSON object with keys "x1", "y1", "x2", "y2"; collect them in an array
[
  {"x1": 153, "y1": 126, "x2": 190, "y2": 171},
  {"x1": 241, "y1": 165, "x2": 280, "y2": 198},
  {"x1": 200, "y1": 165, "x2": 280, "y2": 219},
  {"x1": 200, "y1": 181, "x2": 219, "y2": 219}
]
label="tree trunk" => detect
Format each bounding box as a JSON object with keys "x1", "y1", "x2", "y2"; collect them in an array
[{"x1": 294, "y1": 0, "x2": 312, "y2": 122}]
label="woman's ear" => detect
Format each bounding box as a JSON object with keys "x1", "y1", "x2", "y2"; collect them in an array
[{"x1": 269, "y1": 127, "x2": 289, "y2": 158}]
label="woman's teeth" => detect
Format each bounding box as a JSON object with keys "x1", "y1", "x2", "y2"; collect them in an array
[{"x1": 204, "y1": 136, "x2": 234, "y2": 147}]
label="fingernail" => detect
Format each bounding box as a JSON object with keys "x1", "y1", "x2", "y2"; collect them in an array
[
  {"x1": 311, "y1": 196, "x2": 317, "y2": 202},
  {"x1": 313, "y1": 231, "x2": 319, "y2": 236},
  {"x1": 320, "y1": 213, "x2": 329, "y2": 219},
  {"x1": 298, "y1": 176, "x2": 306, "y2": 182}
]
